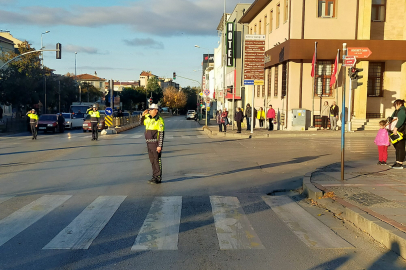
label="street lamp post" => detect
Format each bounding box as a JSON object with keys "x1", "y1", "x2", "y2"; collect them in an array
[
  {"x1": 75, "y1": 52, "x2": 81, "y2": 103},
  {"x1": 41, "y1": 31, "x2": 50, "y2": 114},
  {"x1": 195, "y1": 45, "x2": 210, "y2": 127}
]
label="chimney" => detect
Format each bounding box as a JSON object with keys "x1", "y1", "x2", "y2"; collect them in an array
[{"x1": 94, "y1": 71, "x2": 97, "y2": 76}]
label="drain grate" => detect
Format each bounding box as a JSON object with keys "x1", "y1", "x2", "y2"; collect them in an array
[{"x1": 348, "y1": 193, "x2": 391, "y2": 207}]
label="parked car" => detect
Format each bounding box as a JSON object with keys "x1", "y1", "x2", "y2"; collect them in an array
[
  {"x1": 132, "y1": 111, "x2": 143, "y2": 116},
  {"x1": 186, "y1": 110, "x2": 196, "y2": 120},
  {"x1": 38, "y1": 114, "x2": 60, "y2": 133},
  {"x1": 62, "y1": 113, "x2": 85, "y2": 129},
  {"x1": 82, "y1": 114, "x2": 106, "y2": 132}
]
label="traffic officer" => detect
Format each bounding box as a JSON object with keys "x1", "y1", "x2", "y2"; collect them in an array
[
  {"x1": 140, "y1": 103, "x2": 165, "y2": 184},
  {"x1": 26, "y1": 109, "x2": 38, "y2": 140},
  {"x1": 86, "y1": 104, "x2": 100, "y2": 141}
]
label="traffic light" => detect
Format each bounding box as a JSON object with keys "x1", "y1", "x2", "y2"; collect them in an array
[
  {"x1": 56, "y1": 43, "x2": 62, "y2": 59},
  {"x1": 350, "y1": 67, "x2": 364, "y2": 89},
  {"x1": 200, "y1": 100, "x2": 203, "y2": 107},
  {"x1": 149, "y1": 98, "x2": 153, "y2": 104},
  {"x1": 173, "y1": 72, "x2": 176, "y2": 80}
]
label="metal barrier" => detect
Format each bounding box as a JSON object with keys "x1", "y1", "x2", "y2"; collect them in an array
[{"x1": 112, "y1": 115, "x2": 140, "y2": 128}]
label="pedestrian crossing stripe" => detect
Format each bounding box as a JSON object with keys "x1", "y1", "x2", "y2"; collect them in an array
[
  {"x1": 0, "y1": 196, "x2": 14, "y2": 205},
  {"x1": 0, "y1": 195, "x2": 353, "y2": 250},
  {"x1": 105, "y1": 116, "x2": 113, "y2": 127}
]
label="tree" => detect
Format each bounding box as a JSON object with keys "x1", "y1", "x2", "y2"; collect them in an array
[
  {"x1": 119, "y1": 87, "x2": 145, "y2": 110},
  {"x1": 80, "y1": 82, "x2": 103, "y2": 103},
  {"x1": 182, "y1": 86, "x2": 199, "y2": 112},
  {"x1": 163, "y1": 86, "x2": 187, "y2": 114},
  {"x1": 146, "y1": 76, "x2": 163, "y2": 104}
]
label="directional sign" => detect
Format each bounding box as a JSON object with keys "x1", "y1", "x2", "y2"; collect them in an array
[
  {"x1": 105, "y1": 107, "x2": 113, "y2": 116},
  {"x1": 204, "y1": 89, "x2": 210, "y2": 96},
  {"x1": 343, "y1": 56, "x2": 356, "y2": 67},
  {"x1": 347, "y1": 47, "x2": 372, "y2": 59},
  {"x1": 199, "y1": 92, "x2": 203, "y2": 97},
  {"x1": 105, "y1": 115, "x2": 113, "y2": 127}
]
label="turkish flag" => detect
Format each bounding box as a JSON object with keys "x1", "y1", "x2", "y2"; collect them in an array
[
  {"x1": 330, "y1": 52, "x2": 338, "y2": 88},
  {"x1": 311, "y1": 52, "x2": 316, "y2": 78}
]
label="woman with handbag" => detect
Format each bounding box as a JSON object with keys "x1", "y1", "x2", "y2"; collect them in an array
[
  {"x1": 221, "y1": 109, "x2": 228, "y2": 132},
  {"x1": 389, "y1": 99, "x2": 406, "y2": 169}
]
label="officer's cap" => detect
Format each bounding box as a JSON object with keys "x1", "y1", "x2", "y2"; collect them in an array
[
  {"x1": 149, "y1": 104, "x2": 159, "y2": 110},
  {"x1": 93, "y1": 104, "x2": 97, "y2": 108}
]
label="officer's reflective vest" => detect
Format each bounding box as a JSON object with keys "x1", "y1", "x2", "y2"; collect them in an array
[
  {"x1": 143, "y1": 114, "x2": 165, "y2": 145},
  {"x1": 87, "y1": 109, "x2": 100, "y2": 122},
  {"x1": 27, "y1": 113, "x2": 39, "y2": 123}
]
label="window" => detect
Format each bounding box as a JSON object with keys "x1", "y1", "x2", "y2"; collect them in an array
[
  {"x1": 270, "y1": 10, "x2": 273, "y2": 32},
  {"x1": 315, "y1": 61, "x2": 334, "y2": 96},
  {"x1": 284, "y1": 0, "x2": 289, "y2": 22},
  {"x1": 276, "y1": 4, "x2": 280, "y2": 28},
  {"x1": 259, "y1": 20, "x2": 262, "y2": 35},
  {"x1": 254, "y1": 24, "x2": 257, "y2": 34},
  {"x1": 282, "y1": 63, "x2": 287, "y2": 97},
  {"x1": 257, "y1": 85, "x2": 260, "y2": 97},
  {"x1": 268, "y1": 70, "x2": 272, "y2": 96},
  {"x1": 264, "y1": 15, "x2": 267, "y2": 34},
  {"x1": 371, "y1": 0, "x2": 386, "y2": 21},
  {"x1": 250, "y1": 28, "x2": 253, "y2": 34},
  {"x1": 368, "y1": 63, "x2": 384, "y2": 97},
  {"x1": 274, "y1": 65, "x2": 279, "y2": 97},
  {"x1": 318, "y1": 0, "x2": 335, "y2": 18},
  {"x1": 262, "y1": 85, "x2": 265, "y2": 97}
]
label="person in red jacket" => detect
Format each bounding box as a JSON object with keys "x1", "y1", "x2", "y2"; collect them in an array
[{"x1": 266, "y1": 105, "x2": 276, "y2": 131}]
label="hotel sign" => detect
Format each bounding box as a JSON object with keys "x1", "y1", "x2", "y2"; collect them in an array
[{"x1": 226, "y1": 22, "x2": 234, "y2": 67}]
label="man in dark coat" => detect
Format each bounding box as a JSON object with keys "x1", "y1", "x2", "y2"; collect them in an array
[
  {"x1": 235, "y1": 107, "x2": 243, "y2": 133},
  {"x1": 58, "y1": 113, "x2": 65, "y2": 133}
]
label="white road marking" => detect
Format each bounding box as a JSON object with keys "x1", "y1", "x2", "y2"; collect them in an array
[
  {"x1": 43, "y1": 196, "x2": 126, "y2": 250},
  {"x1": 197, "y1": 135, "x2": 207, "y2": 139},
  {"x1": 210, "y1": 196, "x2": 265, "y2": 250},
  {"x1": 262, "y1": 195, "x2": 353, "y2": 249},
  {"x1": 165, "y1": 135, "x2": 174, "y2": 139},
  {"x1": 130, "y1": 135, "x2": 143, "y2": 139},
  {"x1": 0, "y1": 196, "x2": 14, "y2": 204},
  {"x1": 132, "y1": 196, "x2": 182, "y2": 250},
  {"x1": 181, "y1": 136, "x2": 193, "y2": 139},
  {"x1": 0, "y1": 195, "x2": 72, "y2": 247}
]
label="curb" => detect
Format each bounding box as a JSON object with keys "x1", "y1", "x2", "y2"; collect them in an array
[
  {"x1": 302, "y1": 172, "x2": 406, "y2": 259},
  {"x1": 202, "y1": 126, "x2": 250, "y2": 139}
]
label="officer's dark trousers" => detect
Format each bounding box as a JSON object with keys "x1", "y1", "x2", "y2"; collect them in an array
[
  {"x1": 91, "y1": 122, "x2": 98, "y2": 139},
  {"x1": 147, "y1": 143, "x2": 162, "y2": 180},
  {"x1": 30, "y1": 123, "x2": 37, "y2": 139}
]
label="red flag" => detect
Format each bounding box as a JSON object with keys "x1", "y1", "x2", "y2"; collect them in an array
[
  {"x1": 311, "y1": 52, "x2": 316, "y2": 78},
  {"x1": 330, "y1": 52, "x2": 338, "y2": 88}
]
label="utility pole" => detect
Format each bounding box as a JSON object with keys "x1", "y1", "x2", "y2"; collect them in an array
[
  {"x1": 341, "y1": 43, "x2": 347, "y2": 181},
  {"x1": 58, "y1": 80, "x2": 61, "y2": 113}
]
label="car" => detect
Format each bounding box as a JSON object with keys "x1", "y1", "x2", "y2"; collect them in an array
[
  {"x1": 132, "y1": 111, "x2": 143, "y2": 116},
  {"x1": 186, "y1": 110, "x2": 196, "y2": 120},
  {"x1": 37, "y1": 114, "x2": 60, "y2": 133},
  {"x1": 62, "y1": 113, "x2": 85, "y2": 129},
  {"x1": 82, "y1": 114, "x2": 106, "y2": 132},
  {"x1": 161, "y1": 107, "x2": 170, "y2": 113}
]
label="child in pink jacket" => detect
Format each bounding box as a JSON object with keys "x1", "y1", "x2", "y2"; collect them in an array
[{"x1": 374, "y1": 120, "x2": 390, "y2": 165}]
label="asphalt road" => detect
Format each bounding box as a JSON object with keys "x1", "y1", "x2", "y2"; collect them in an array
[{"x1": 0, "y1": 116, "x2": 405, "y2": 270}]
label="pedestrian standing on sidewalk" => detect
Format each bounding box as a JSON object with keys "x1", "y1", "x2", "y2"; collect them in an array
[
  {"x1": 389, "y1": 99, "x2": 406, "y2": 169},
  {"x1": 0, "y1": 106, "x2": 3, "y2": 120},
  {"x1": 266, "y1": 105, "x2": 276, "y2": 131},
  {"x1": 330, "y1": 101, "x2": 339, "y2": 131},
  {"x1": 221, "y1": 109, "x2": 228, "y2": 132},
  {"x1": 235, "y1": 107, "x2": 243, "y2": 133},
  {"x1": 216, "y1": 109, "x2": 223, "y2": 132},
  {"x1": 375, "y1": 120, "x2": 390, "y2": 165},
  {"x1": 321, "y1": 101, "x2": 330, "y2": 130},
  {"x1": 245, "y1": 104, "x2": 252, "y2": 130},
  {"x1": 26, "y1": 109, "x2": 38, "y2": 140},
  {"x1": 257, "y1": 107, "x2": 265, "y2": 128}
]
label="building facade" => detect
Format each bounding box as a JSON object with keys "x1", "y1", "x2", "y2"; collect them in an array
[{"x1": 240, "y1": 0, "x2": 406, "y2": 130}]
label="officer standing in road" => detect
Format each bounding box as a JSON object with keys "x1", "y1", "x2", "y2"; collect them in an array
[
  {"x1": 140, "y1": 103, "x2": 165, "y2": 184},
  {"x1": 86, "y1": 105, "x2": 100, "y2": 141},
  {"x1": 26, "y1": 109, "x2": 38, "y2": 140}
]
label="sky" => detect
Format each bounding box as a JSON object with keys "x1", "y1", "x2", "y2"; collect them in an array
[{"x1": 0, "y1": 0, "x2": 248, "y2": 88}]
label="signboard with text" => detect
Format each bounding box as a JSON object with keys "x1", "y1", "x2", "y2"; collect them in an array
[
  {"x1": 243, "y1": 35, "x2": 265, "y2": 84},
  {"x1": 226, "y1": 22, "x2": 234, "y2": 67},
  {"x1": 347, "y1": 47, "x2": 372, "y2": 59},
  {"x1": 343, "y1": 56, "x2": 356, "y2": 67}
]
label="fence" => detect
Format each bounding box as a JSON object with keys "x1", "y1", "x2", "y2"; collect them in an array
[
  {"x1": 0, "y1": 117, "x2": 29, "y2": 133},
  {"x1": 111, "y1": 116, "x2": 140, "y2": 128}
]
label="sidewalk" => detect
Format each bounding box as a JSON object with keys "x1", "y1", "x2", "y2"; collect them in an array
[
  {"x1": 303, "y1": 160, "x2": 406, "y2": 259},
  {"x1": 200, "y1": 119, "x2": 378, "y2": 138}
]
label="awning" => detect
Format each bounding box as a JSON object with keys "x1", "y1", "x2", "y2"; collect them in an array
[{"x1": 225, "y1": 93, "x2": 241, "y2": 100}]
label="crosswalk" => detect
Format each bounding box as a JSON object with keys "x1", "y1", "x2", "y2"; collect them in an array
[{"x1": 0, "y1": 195, "x2": 353, "y2": 251}]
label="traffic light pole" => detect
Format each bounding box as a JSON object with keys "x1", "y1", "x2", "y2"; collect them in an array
[
  {"x1": 348, "y1": 77, "x2": 353, "y2": 132},
  {"x1": 341, "y1": 43, "x2": 347, "y2": 181}
]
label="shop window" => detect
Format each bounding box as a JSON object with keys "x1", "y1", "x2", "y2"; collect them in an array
[
  {"x1": 268, "y1": 70, "x2": 272, "y2": 96},
  {"x1": 274, "y1": 65, "x2": 279, "y2": 97},
  {"x1": 367, "y1": 62, "x2": 384, "y2": 97},
  {"x1": 257, "y1": 85, "x2": 260, "y2": 97},
  {"x1": 282, "y1": 62, "x2": 287, "y2": 97},
  {"x1": 318, "y1": 0, "x2": 335, "y2": 18},
  {"x1": 372, "y1": 0, "x2": 386, "y2": 21},
  {"x1": 270, "y1": 10, "x2": 273, "y2": 33}
]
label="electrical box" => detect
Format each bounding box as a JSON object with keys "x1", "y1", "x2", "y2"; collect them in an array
[{"x1": 292, "y1": 109, "x2": 311, "y2": 130}]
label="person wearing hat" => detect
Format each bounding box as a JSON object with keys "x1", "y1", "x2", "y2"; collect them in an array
[
  {"x1": 86, "y1": 104, "x2": 101, "y2": 141},
  {"x1": 140, "y1": 103, "x2": 165, "y2": 184},
  {"x1": 26, "y1": 109, "x2": 39, "y2": 140}
]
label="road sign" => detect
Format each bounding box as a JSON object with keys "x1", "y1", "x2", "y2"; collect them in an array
[
  {"x1": 105, "y1": 107, "x2": 113, "y2": 116},
  {"x1": 347, "y1": 47, "x2": 372, "y2": 59},
  {"x1": 254, "y1": 80, "x2": 264, "y2": 85},
  {"x1": 343, "y1": 56, "x2": 356, "y2": 67},
  {"x1": 199, "y1": 92, "x2": 203, "y2": 96},
  {"x1": 105, "y1": 115, "x2": 113, "y2": 127},
  {"x1": 244, "y1": 80, "x2": 254, "y2": 85},
  {"x1": 204, "y1": 89, "x2": 210, "y2": 96}
]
